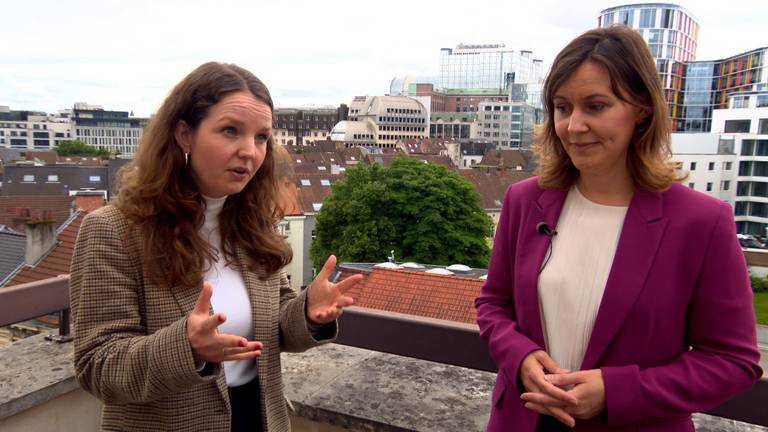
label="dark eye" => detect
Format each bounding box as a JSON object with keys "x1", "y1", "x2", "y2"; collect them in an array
[
  {"x1": 589, "y1": 103, "x2": 606, "y2": 112},
  {"x1": 222, "y1": 127, "x2": 237, "y2": 136},
  {"x1": 554, "y1": 104, "x2": 569, "y2": 114},
  {"x1": 255, "y1": 133, "x2": 269, "y2": 142}
]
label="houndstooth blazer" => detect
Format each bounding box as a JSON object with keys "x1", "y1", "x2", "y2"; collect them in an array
[{"x1": 70, "y1": 205, "x2": 334, "y2": 432}]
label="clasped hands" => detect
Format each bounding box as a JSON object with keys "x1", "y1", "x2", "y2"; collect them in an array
[
  {"x1": 186, "y1": 255, "x2": 362, "y2": 364},
  {"x1": 518, "y1": 350, "x2": 606, "y2": 427}
]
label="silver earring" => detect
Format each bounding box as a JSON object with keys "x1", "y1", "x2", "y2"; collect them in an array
[{"x1": 184, "y1": 152, "x2": 189, "y2": 166}]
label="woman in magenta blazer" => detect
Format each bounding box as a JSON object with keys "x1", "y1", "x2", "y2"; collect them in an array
[{"x1": 475, "y1": 27, "x2": 762, "y2": 432}]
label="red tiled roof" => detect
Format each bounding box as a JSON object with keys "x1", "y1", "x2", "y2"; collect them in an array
[
  {"x1": 6, "y1": 211, "x2": 86, "y2": 287},
  {"x1": 460, "y1": 169, "x2": 533, "y2": 209},
  {"x1": 348, "y1": 267, "x2": 482, "y2": 324},
  {"x1": 478, "y1": 149, "x2": 534, "y2": 170},
  {"x1": 0, "y1": 196, "x2": 76, "y2": 232}
]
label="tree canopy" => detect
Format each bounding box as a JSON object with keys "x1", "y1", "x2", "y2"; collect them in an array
[
  {"x1": 54, "y1": 140, "x2": 110, "y2": 159},
  {"x1": 310, "y1": 156, "x2": 493, "y2": 268}
]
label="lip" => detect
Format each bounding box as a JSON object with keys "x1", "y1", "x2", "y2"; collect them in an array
[
  {"x1": 228, "y1": 167, "x2": 252, "y2": 175},
  {"x1": 570, "y1": 141, "x2": 598, "y2": 148}
]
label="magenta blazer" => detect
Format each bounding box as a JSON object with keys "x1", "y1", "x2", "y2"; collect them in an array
[{"x1": 476, "y1": 177, "x2": 762, "y2": 432}]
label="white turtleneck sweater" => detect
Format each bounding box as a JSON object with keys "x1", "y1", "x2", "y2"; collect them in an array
[{"x1": 200, "y1": 195, "x2": 258, "y2": 387}]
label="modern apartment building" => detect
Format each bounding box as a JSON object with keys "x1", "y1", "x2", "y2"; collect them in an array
[
  {"x1": 680, "y1": 48, "x2": 768, "y2": 132},
  {"x1": 599, "y1": 3, "x2": 699, "y2": 128},
  {"x1": 598, "y1": 3, "x2": 768, "y2": 133},
  {"x1": 476, "y1": 101, "x2": 536, "y2": 149},
  {"x1": 0, "y1": 107, "x2": 73, "y2": 150},
  {"x1": 71, "y1": 103, "x2": 148, "y2": 156},
  {"x1": 710, "y1": 98, "x2": 768, "y2": 236}
]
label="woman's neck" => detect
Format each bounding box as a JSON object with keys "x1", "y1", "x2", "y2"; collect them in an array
[{"x1": 576, "y1": 172, "x2": 634, "y2": 206}]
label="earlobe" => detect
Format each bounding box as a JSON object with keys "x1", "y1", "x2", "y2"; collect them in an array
[
  {"x1": 635, "y1": 108, "x2": 650, "y2": 125},
  {"x1": 174, "y1": 121, "x2": 191, "y2": 153}
]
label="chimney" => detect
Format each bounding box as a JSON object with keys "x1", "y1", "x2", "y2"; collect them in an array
[
  {"x1": 25, "y1": 218, "x2": 57, "y2": 266},
  {"x1": 74, "y1": 191, "x2": 105, "y2": 212}
]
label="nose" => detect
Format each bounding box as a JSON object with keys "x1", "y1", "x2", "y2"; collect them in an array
[
  {"x1": 237, "y1": 137, "x2": 258, "y2": 159},
  {"x1": 567, "y1": 108, "x2": 589, "y2": 134}
]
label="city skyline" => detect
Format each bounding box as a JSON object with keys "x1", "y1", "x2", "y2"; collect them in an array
[{"x1": 1, "y1": 0, "x2": 766, "y2": 117}]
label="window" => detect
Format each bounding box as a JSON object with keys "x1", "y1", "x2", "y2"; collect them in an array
[
  {"x1": 23, "y1": 174, "x2": 35, "y2": 182},
  {"x1": 47, "y1": 174, "x2": 59, "y2": 182},
  {"x1": 708, "y1": 162, "x2": 715, "y2": 171},
  {"x1": 724, "y1": 120, "x2": 751, "y2": 133},
  {"x1": 723, "y1": 162, "x2": 733, "y2": 170},
  {"x1": 757, "y1": 96, "x2": 768, "y2": 108},
  {"x1": 760, "y1": 119, "x2": 768, "y2": 135},
  {"x1": 639, "y1": 9, "x2": 656, "y2": 28},
  {"x1": 312, "y1": 203, "x2": 322, "y2": 211},
  {"x1": 320, "y1": 179, "x2": 331, "y2": 186},
  {"x1": 300, "y1": 179, "x2": 311, "y2": 186},
  {"x1": 722, "y1": 180, "x2": 730, "y2": 191},
  {"x1": 688, "y1": 182, "x2": 695, "y2": 189},
  {"x1": 89, "y1": 175, "x2": 101, "y2": 182},
  {"x1": 317, "y1": 166, "x2": 327, "y2": 171},
  {"x1": 689, "y1": 162, "x2": 696, "y2": 171},
  {"x1": 706, "y1": 182, "x2": 713, "y2": 192}
]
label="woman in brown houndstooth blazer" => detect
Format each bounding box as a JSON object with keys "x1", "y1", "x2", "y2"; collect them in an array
[{"x1": 70, "y1": 62, "x2": 362, "y2": 432}]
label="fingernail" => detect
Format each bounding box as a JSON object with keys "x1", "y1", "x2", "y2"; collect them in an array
[{"x1": 239, "y1": 339, "x2": 246, "y2": 347}]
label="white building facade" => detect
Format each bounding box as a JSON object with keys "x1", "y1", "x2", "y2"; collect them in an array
[{"x1": 711, "y1": 102, "x2": 768, "y2": 236}]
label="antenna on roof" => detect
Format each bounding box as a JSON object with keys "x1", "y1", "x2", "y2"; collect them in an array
[{"x1": 387, "y1": 249, "x2": 395, "y2": 263}]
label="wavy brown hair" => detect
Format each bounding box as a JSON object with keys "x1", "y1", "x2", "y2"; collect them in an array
[
  {"x1": 115, "y1": 62, "x2": 292, "y2": 288},
  {"x1": 535, "y1": 26, "x2": 684, "y2": 191}
]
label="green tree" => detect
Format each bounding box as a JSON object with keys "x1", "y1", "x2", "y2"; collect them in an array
[
  {"x1": 54, "y1": 140, "x2": 110, "y2": 159},
  {"x1": 310, "y1": 156, "x2": 494, "y2": 268}
]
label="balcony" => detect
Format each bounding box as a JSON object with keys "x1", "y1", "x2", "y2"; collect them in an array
[{"x1": 1, "y1": 276, "x2": 767, "y2": 431}]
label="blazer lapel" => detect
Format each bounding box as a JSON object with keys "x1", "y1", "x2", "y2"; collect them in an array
[
  {"x1": 581, "y1": 187, "x2": 668, "y2": 370},
  {"x1": 516, "y1": 187, "x2": 568, "y2": 348},
  {"x1": 235, "y1": 246, "x2": 274, "y2": 346}
]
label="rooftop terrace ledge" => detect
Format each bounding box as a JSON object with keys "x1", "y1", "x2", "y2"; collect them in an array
[{"x1": 1, "y1": 332, "x2": 766, "y2": 432}]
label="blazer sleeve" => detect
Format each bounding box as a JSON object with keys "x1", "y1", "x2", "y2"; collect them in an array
[
  {"x1": 602, "y1": 202, "x2": 763, "y2": 425},
  {"x1": 70, "y1": 210, "x2": 217, "y2": 404},
  {"x1": 277, "y1": 271, "x2": 337, "y2": 352},
  {"x1": 475, "y1": 185, "x2": 544, "y2": 391}
]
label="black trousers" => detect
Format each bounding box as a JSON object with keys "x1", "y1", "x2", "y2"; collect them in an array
[
  {"x1": 536, "y1": 415, "x2": 572, "y2": 432},
  {"x1": 228, "y1": 376, "x2": 264, "y2": 432}
]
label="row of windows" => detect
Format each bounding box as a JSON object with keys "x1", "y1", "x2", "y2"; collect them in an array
[
  {"x1": 688, "y1": 181, "x2": 729, "y2": 192},
  {"x1": 741, "y1": 139, "x2": 768, "y2": 156},
  {"x1": 725, "y1": 119, "x2": 768, "y2": 134},
  {"x1": 21, "y1": 174, "x2": 102, "y2": 183},
  {"x1": 687, "y1": 161, "x2": 732, "y2": 171},
  {"x1": 299, "y1": 179, "x2": 332, "y2": 187},
  {"x1": 735, "y1": 201, "x2": 768, "y2": 218},
  {"x1": 739, "y1": 161, "x2": 768, "y2": 177},
  {"x1": 379, "y1": 134, "x2": 426, "y2": 141},
  {"x1": 76, "y1": 128, "x2": 142, "y2": 137},
  {"x1": 385, "y1": 108, "x2": 422, "y2": 114},
  {"x1": 736, "y1": 181, "x2": 768, "y2": 197},
  {"x1": 378, "y1": 117, "x2": 425, "y2": 124},
  {"x1": 379, "y1": 125, "x2": 425, "y2": 132}
]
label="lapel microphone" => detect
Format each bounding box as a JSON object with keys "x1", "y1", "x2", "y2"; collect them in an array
[
  {"x1": 537, "y1": 222, "x2": 557, "y2": 274},
  {"x1": 536, "y1": 222, "x2": 557, "y2": 237}
]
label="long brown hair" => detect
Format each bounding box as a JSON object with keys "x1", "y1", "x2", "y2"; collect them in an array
[
  {"x1": 115, "y1": 62, "x2": 291, "y2": 288},
  {"x1": 535, "y1": 26, "x2": 684, "y2": 190}
]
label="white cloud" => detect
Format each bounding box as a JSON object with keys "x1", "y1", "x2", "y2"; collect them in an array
[{"x1": 1, "y1": 0, "x2": 765, "y2": 116}]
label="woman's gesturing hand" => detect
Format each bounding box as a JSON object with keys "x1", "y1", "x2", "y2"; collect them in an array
[
  {"x1": 306, "y1": 255, "x2": 363, "y2": 324},
  {"x1": 186, "y1": 282, "x2": 262, "y2": 363}
]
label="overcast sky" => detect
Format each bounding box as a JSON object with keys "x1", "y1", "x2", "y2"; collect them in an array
[{"x1": 1, "y1": 0, "x2": 765, "y2": 116}]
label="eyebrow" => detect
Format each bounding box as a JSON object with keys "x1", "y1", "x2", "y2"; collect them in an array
[
  {"x1": 215, "y1": 115, "x2": 272, "y2": 131},
  {"x1": 553, "y1": 92, "x2": 613, "y2": 100}
]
